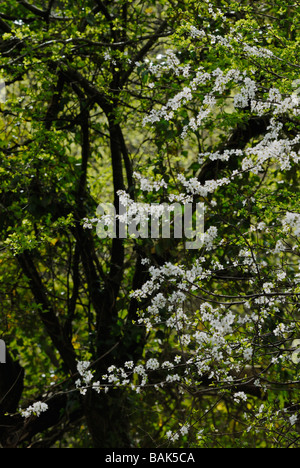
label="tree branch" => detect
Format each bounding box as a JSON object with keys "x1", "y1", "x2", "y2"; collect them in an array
[
  {"x1": 17, "y1": 251, "x2": 77, "y2": 374},
  {"x1": 59, "y1": 64, "x2": 110, "y2": 113},
  {"x1": 116, "y1": 123, "x2": 135, "y2": 197},
  {"x1": 0, "y1": 17, "x2": 12, "y2": 33},
  {"x1": 64, "y1": 242, "x2": 80, "y2": 341},
  {"x1": 18, "y1": 0, "x2": 47, "y2": 18},
  {"x1": 17, "y1": 0, "x2": 73, "y2": 21},
  {"x1": 1, "y1": 391, "x2": 83, "y2": 448},
  {"x1": 198, "y1": 115, "x2": 270, "y2": 184},
  {"x1": 44, "y1": 73, "x2": 65, "y2": 131}
]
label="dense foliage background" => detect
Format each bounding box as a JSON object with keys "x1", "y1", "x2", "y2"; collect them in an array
[{"x1": 0, "y1": 0, "x2": 300, "y2": 448}]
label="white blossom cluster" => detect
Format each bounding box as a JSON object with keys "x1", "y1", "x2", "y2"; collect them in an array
[
  {"x1": 132, "y1": 172, "x2": 168, "y2": 192},
  {"x1": 99, "y1": 294, "x2": 263, "y2": 395},
  {"x1": 282, "y1": 212, "x2": 300, "y2": 237},
  {"x1": 21, "y1": 401, "x2": 49, "y2": 418},
  {"x1": 146, "y1": 49, "x2": 192, "y2": 80},
  {"x1": 195, "y1": 119, "x2": 300, "y2": 182},
  {"x1": 242, "y1": 44, "x2": 274, "y2": 59},
  {"x1": 233, "y1": 77, "x2": 257, "y2": 108},
  {"x1": 242, "y1": 403, "x2": 299, "y2": 437},
  {"x1": 233, "y1": 392, "x2": 248, "y2": 403},
  {"x1": 75, "y1": 361, "x2": 102, "y2": 395},
  {"x1": 251, "y1": 86, "x2": 300, "y2": 118},
  {"x1": 166, "y1": 424, "x2": 190, "y2": 442},
  {"x1": 96, "y1": 223, "x2": 300, "y2": 398},
  {"x1": 117, "y1": 190, "x2": 151, "y2": 229},
  {"x1": 143, "y1": 67, "x2": 249, "y2": 130},
  {"x1": 83, "y1": 217, "x2": 98, "y2": 230},
  {"x1": 177, "y1": 172, "x2": 230, "y2": 198},
  {"x1": 240, "y1": 120, "x2": 300, "y2": 174},
  {"x1": 101, "y1": 257, "x2": 264, "y2": 391},
  {"x1": 188, "y1": 17, "x2": 276, "y2": 60},
  {"x1": 190, "y1": 26, "x2": 205, "y2": 39},
  {"x1": 76, "y1": 9, "x2": 300, "y2": 444},
  {"x1": 142, "y1": 53, "x2": 300, "y2": 179}
]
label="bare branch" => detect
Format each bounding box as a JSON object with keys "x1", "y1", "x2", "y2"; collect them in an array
[
  {"x1": 18, "y1": 0, "x2": 47, "y2": 18},
  {"x1": 0, "y1": 16, "x2": 11, "y2": 33}
]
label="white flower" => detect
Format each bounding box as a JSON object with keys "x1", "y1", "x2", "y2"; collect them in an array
[
  {"x1": 289, "y1": 414, "x2": 298, "y2": 426},
  {"x1": 92, "y1": 381, "x2": 101, "y2": 394},
  {"x1": 277, "y1": 271, "x2": 287, "y2": 281},
  {"x1": 273, "y1": 323, "x2": 286, "y2": 336},
  {"x1": 243, "y1": 347, "x2": 253, "y2": 362},
  {"x1": 190, "y1": 26, "x2": 205, "y2": 39},
  {"x1": 146, "y1": 358, "x2": 160, "y2": 370},
  {"x1": 124, "y1": 361, "x2": 134, "y2": 369},
  {"x1": 263, "y1": 282, "x2": 273, "y2": 294},
  {"x1": 180, "y1": 424, "x2": 190, "y2": 436},
  {"x1": 234, "y1": 392, "x2": 248, "y2": 403},
  {"x1": 162, "y1": 361, "x2": 174, "y2": 370},
  {"x1": 134, "y1": 364, "x2": 146, "y2": 376},
  {"x1": 82, "y1": 370, "x2": 93, "y2": 384},
  {"x1": 169, "y1": 432, "x2": 179, "y2": 442},
  {"x1": 274, "y1": 240, "x2": 285, "y2": 253},
  {"x1": 174, "y1": 355, "x2": 182, "y2": 364},
  {"x1": 282, "y1": 212, "x2": 300, "y2": 237},
  {"x1": 77, "y1": 361, "x2": 94, "y2": 384},
  {"x1": 77, "y1": 361, "x2": 90, "y2": 376}
]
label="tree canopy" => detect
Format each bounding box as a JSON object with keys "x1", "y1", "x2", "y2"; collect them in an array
[{"x1": 0, "y1": 0, "x2": 300, "y2": 448}]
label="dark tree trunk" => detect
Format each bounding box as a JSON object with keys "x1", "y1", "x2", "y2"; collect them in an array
[
  {"x1": 84, "y1": 390, "x2": 131, "y2": 448},
  {"x1": 0, "y1": 351, "x2": 24, "y2": 447}
]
